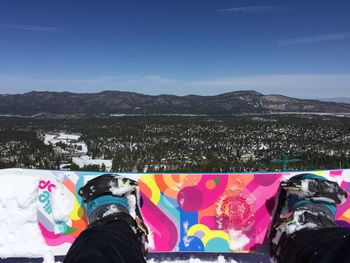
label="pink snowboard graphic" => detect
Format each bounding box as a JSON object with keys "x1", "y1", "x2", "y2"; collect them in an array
[{"x1": 34, "y1": 169, "x2": 350, "y2": 255}]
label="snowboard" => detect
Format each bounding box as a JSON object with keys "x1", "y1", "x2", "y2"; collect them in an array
[{"x1": 2, "y1": 168, "x2": 350, "y2": 257}]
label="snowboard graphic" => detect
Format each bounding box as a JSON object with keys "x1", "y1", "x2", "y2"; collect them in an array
[{"x1": 6, "y1": 169, "x2": 350, "y2": 256}]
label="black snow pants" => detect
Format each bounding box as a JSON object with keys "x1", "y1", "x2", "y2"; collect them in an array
[
  {"x1": 63, "y1": 220, "x2": 146, "y2": 263},
  {"x1": 280, "y1": 227, "x2": 350, "y2": 263}
]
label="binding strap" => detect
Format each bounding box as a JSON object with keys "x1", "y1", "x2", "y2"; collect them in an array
[{"x1": 79, "y1": 174, "x2": 138, "y2": 202}]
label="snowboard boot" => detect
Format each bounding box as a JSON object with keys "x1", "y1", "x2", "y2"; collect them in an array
[
  {"x1": 78, "y1": 174, "x2": 149, "y2": 255},
  {"x1": 269, "y1": 173, "x2": 348, "y2": 262}
]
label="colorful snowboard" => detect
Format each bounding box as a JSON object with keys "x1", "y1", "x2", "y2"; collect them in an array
[{"x1": 5, "y1": 169, "x2": 350, "y2": 256}]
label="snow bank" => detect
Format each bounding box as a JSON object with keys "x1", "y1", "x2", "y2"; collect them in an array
[{"x1": 0, "y1": 173, "x2": 55, "y2": 262}]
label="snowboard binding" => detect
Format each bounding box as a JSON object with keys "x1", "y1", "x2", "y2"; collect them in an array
[
  {"x1": 78, "y1": 174, "x2": 149, "y2": 255},
  {"x1": 268, "y1": 173, "x2": 348, "y2": 262}
]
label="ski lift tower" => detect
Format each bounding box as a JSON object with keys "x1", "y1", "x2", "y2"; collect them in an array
[{"x1": 269, "y1": 152, "x2": 303, "y2": 171}]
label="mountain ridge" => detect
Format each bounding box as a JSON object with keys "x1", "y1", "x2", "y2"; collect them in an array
[
  {"x1": 0, "y1": 90, "x2": 349, "y2": 115},
  {"x1": 320, "y1": 97, "x2": 350, "y2": 104}
]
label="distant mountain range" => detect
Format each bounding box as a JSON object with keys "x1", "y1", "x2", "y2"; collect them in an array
[
  {"x1": 320, "y1": 97, "x2": 350, "y2": 104},
  {"x1": 0, "y1": 90, "x2": 350, "y2": 116}
]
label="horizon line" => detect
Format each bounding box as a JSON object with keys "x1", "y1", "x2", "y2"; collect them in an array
[{"x1": 1, "y1": 89, "x2": 348, "y2": 101}]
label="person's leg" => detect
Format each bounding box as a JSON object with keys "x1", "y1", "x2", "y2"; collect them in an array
[
  {"x1": 269, "y1": 173, "x2": 349, "y2": 263},
  {"x1": 63, "y1": 220, "x2": 146, "y2": 263},
  {"x1": 63, "y1": 174, "x2": 148, "y2": 263},
  {"x1": 280, "y1": 228, "x2": 350, "y2": 263}
]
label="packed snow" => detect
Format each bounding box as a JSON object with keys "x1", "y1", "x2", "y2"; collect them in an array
[
  {"x1": 108, "y1": 177, "x2": 136, "y2": 196},
  {"x1": 107, "y1": 176, "x2": 139, "y2": 218},
  {"x1": 0, "y1": 172, "x2": 55, "y2": 262},
  {"x1": 51, "y1": 185, "x2": 74, "y2": 230}
]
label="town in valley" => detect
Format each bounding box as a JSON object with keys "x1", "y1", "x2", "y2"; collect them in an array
[{"x1": 0, "y1": 113, "x2": 349, "y2": 173}]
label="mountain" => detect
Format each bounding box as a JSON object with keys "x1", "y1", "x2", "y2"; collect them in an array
[
  {"x1": 0, "y1": 90, "x2": 350, "y2": 116},
  {"x1": 320, "y1": 97, "x2": 350, "y2": 104}
]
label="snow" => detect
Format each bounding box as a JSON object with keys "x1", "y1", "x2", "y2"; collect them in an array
[
  {"x1": 74, "y1": 142, "x2": 88, "y2": 154},
  {"x1": 107, "y1": 176, "x2": 139, "y2": 218},
  {"x1": 56, "y1": 133, "x2": 80, "y2": 141},
  {"x1": 182, "y1": 221, "x2": 192, "y2": 249},
  {"x1": 43, "y1": 133, "x2": 89, "y2": 156},
  {"x1": 72, "y1": 155, "x2": 112, "y2": 171},
  {"x1": 44, "y1": 134, "x2": 57, "y2": 145},
  {"x1": 271, "y1": 210, "x2": 318, "y2": 245},
  {"x1": 108, "y1": 177, "x2": 135, "y2": 196},
  {"x1": 43, "y1": 133, "x2": 81, "y2": 146},
  {"x1": 183, "y1": 221, "x2": 189, "y2": 234},
  {"x1": 228, "y1": 231, "x2": 250, "y2": 251},
  {"x1": 0, "y1": 171, "x2": 144, "y2": 263},
  {"x1": 7, "y1": 169, "x2": 349, "y2": 262},
  {"x1": 51, "y1": 185, "x2": 73, "y2": 228},
  {"x1": 301, "y1": 179, "x2": 312, "y2": 195},
  {"x1": 283, "y1": 177, "x2": 347, "y2": 205},
  {"x1": 258, "y1": 144, "x2": 269, "y2": 150},
  {"x1": 102, "y1": 204, "x2": 124, "y2": 217},
  {"x1": 0, "y1": 173, "x2": 55, "y2": 262},
  {"x1": 338, "y1": 193, "x2": 347, "y2": 204},
  {"x1": 126, "y1": 193, "x2": 137, "y2": 219},
  {"x1": 309, "y1": 197, "x2": 336, "y2": 203},
  {"x1": 286, "y1": 179, "x2": 315, "y2": 198}
]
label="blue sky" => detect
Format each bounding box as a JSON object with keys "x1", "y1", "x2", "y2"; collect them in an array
[{"x1": 0, "y1": 0, "x2": 349, "y2": 98}]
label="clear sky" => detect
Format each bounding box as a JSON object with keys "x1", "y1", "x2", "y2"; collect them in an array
[{"x1": 0, "y1": 0, "x2": 349, "y2": 98}]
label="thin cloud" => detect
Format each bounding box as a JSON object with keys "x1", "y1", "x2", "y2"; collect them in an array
[
  {"x1": 219, "y1": 6, "x2": 287, "y2": 13},
  {"x1": 127, "y1": 75, "x2": 177, "y2": 85},
  {"x1": 0, "y1": 74, "x2": 178, "y2": 94},
  {"x1": 189, "y1": 74, "x2": 350, "y2": 98},
  {"x1": 0, "y1": 24, "x2": 63, "y2": 32},
  {"x1": 0, "y1": 74, "x2": 349, "y2": 98},
  {"x1": 278, "y1": 32, "x2": 350, "y2": 46}
]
